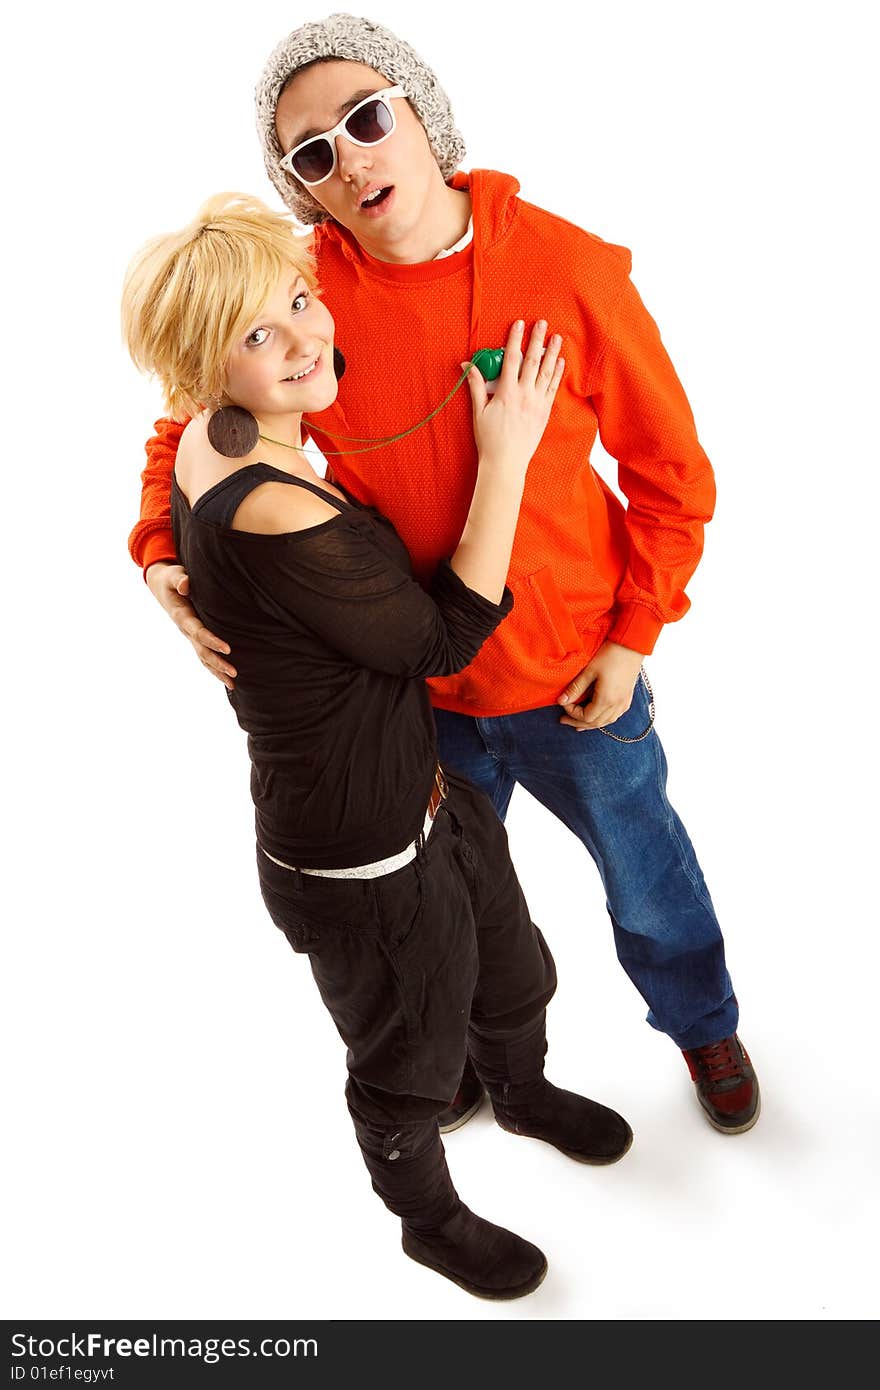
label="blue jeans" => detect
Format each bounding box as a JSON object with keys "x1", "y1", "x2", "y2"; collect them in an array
[{"x1": 433, "y1": 673, "x2": 737, "y2": 1050}]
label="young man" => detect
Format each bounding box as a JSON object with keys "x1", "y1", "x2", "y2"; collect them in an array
[{"x1": 131, "y1": 13, "x2": 759, "y2": 1137}]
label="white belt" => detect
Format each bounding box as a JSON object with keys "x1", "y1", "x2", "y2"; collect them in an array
[
  {"x1": 259, "y1": 767, "x2": 449, "y2": 880},
  {"x1": 260, "y1": 806, "x2": 436, "y2": 880}
]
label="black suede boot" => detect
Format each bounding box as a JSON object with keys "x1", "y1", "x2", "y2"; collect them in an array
[
  {"x1": 491, "y1": 1079, "x2": 633, "y2": 1164},
  {"x1": 470, "y1": 1015, "x2": 633, "y2": 1165},
  {"x1": 353, "y1": 1117, "x2": 547, "y2": 1300},
  {"x1": 402, "y1": 1202, "x2": 548, "y2": 1300}
]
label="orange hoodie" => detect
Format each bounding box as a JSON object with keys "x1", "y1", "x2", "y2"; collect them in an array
[{"x1": 130, "y1": 169, "x2": 715, "y2": 717}]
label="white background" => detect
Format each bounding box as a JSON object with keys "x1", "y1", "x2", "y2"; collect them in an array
[{"x1": 2, "y1": 0, "x2": 878, "y2": 1322}]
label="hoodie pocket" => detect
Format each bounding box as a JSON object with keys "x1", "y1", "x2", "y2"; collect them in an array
[
  {"x1": 431, "y1": 564, "x2": 613, "y2": 710},
  {"x1": 521, "y1": 566, "x2": 586, "y2": 662}
]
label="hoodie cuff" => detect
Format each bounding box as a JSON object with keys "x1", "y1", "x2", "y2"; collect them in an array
[
  {"x1": 606, "y1": 603, "x2": 663, "y2": 656},
  {"x1": 141, "y1": 529, "x2": 178, "y2": 580}
]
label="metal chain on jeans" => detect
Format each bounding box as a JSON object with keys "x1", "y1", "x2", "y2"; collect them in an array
[{"x1": 596, "y1": 666, "x2": 656, "y2": 744}]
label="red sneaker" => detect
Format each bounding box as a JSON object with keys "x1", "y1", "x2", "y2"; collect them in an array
[
  {"x1": 438, "y1": 1057, "x2": 485, "y2": 1134},
  {"x1": 682, "y1": 1034, "x2": 760, "y2": 1134}
]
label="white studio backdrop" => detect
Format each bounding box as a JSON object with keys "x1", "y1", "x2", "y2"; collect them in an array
[{"x1": 2, "y1": 0, "x2": 877, "y2": 1321}]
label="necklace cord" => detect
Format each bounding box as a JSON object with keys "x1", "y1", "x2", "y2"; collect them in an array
[{"x1": 258, "y1": 359, "x2": 477, "y2": 457}]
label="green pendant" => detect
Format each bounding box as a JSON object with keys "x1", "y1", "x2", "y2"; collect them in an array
[{"x1": 472, "y1": 348, "x2": 505, "y2": 382}]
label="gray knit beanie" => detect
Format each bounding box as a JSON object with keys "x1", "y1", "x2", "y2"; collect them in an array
[{"x1": 256, "y1": 12, "x2": 466, "y2": 225}]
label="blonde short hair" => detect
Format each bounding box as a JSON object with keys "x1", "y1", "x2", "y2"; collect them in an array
[{"x1": 121, "y1": 193, "x2": 318, "y2": 421}]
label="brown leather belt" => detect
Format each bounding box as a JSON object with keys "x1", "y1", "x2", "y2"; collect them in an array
[{"x1": 427, "y1": 763, "x2": 449, "y2": 821}]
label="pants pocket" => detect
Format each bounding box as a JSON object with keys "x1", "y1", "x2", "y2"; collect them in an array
[
  {"x1": 595, "y1": 667, "x2": 655, "y2": 743},
  {"x1": 256, "y1": 850, "x2": 372, "y2": 954}
]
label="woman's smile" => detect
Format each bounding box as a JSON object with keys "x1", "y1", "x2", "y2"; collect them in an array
[{"x1": 283, "y1": 356, "x2": 322, "y2": 383}]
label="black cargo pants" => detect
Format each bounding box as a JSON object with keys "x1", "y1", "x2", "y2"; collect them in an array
[{"x1": 257, "y1": 771, "x2": 557, "y2": 1166}]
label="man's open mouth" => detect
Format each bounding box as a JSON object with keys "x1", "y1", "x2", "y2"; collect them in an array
[{"x1": 358, "y1": 185, "x2": 393, "y2": 209}]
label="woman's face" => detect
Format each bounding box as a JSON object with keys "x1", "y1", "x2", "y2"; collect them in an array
[{"x1": 223, "y1": 265, "x2": 337, "y2": 423}]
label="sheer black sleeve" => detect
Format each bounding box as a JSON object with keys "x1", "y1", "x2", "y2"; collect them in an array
[{"x1": 223, "y1": 514, "x2": 513, "y2": 677}]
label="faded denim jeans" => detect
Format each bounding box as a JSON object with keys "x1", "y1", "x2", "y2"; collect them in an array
[{"x1": 433, "y1": 672, "x2": 737, "y2": 1050}]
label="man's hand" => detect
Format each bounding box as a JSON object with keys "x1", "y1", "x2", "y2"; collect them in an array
[
  {"x1": 145, "y1": 562, "x2": 237, "y2": 690},
  {"x1": 558, "y1": 640, "x2": 645, "y2": 731}
]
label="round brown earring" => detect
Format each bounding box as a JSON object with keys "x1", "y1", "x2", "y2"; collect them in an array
[{"x1": 207, "y1": 405, "x2": 260, "y2": 458}]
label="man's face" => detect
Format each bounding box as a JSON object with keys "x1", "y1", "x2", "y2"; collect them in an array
[{"x1": 275, "y1": 60, "x2": 442, "y2": 251}]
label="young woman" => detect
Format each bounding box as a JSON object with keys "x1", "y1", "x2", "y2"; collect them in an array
[{"x1": 122, "y1": 194, "x2": 632, "y2": 1300}]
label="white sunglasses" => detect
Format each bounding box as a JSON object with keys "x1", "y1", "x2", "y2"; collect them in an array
[{"x1": 279, "y1": 86, "x2": 406, "y2": 187}]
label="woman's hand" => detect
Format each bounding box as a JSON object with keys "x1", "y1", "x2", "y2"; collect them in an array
[
  {"x1": 145, "y1": 562, "x2": 237, "y2": 690},
  {"x1": 463, "y1": 320, "x2": 564, "y2": 477}
]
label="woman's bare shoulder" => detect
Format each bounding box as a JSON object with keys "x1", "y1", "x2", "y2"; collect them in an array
[
  {"x1": 176, "y1": 415, "x2": 343, "y2": 533},
  {"x1": 231, "y1": 479, "x2": 344, "y2": 536},
  {"x1": 175, "y1": 412, "x2": 244, "y2": 506}
]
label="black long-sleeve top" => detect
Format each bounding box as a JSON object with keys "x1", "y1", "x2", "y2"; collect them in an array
[{"x1": 170, "y1": 463, "x2": 513, "y2": 868}]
